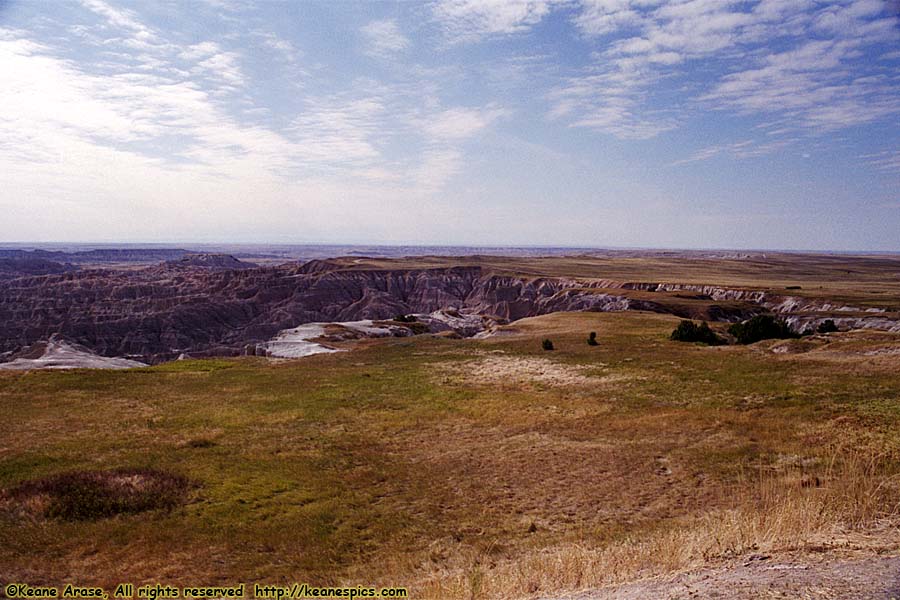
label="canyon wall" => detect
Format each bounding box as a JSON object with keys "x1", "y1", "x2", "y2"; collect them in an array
[{"x1": 0, "y1": 258, "x2": 895, "y2": 362}]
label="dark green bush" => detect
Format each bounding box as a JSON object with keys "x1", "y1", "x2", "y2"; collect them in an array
[
  {"x1": 670, "y1": 320, "x2": 725, "y2": 345},
  {"x1": 728, "y1": 315, "x2": 797, "y2": 344},
  {"x1": 541, "y1": 338, "x2": 554, "y2": 351},
  {"x1": 817, "y1": 319, "x2": 839, "y2": 334},
  {"x1": 587, "y1": 331, "x2": 598, "y2": 346},
  {"x1": 394, "y1": 314, "x2": 417, "y2": 323}
]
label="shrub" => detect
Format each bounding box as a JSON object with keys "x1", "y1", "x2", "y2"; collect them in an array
[
  {"x1": 728, "y1": 315, "x2": 797, "y2": 344},
  {"x1": 817, "y1": 319, "x2": 839, "y2": 334},
  {"x1": 587, "y1": 332, "x2": 598, "y2": 346},
  {"x1": 394, "y1": 314, "x2": 417, "y2": 323},
  {"x1": 187, "y1": 438, "x2": 217, "y2": 448},
  {"x1": 541, "y1": 339, "x2": 554, "y2": 351},
  {"x1": 670, "y1": 320, "x2": 725, "y2": 345},
  {"x1": 3, "y1": 468, "x2": 193, "y2": 521},
  {"x1": 402, "y1": 321, "x2": 431, "y2": 335}
]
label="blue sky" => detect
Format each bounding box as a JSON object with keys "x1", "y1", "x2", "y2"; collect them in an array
[{"x1": 1, "y1": 0, "x2": 898, "y2": 250}]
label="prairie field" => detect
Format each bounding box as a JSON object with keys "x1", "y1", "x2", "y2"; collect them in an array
[{"x1": 3, "y1": 307, "x2": 900, "y2": 598}]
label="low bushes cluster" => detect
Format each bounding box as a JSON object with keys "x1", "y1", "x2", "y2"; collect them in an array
[
  {"x1": 728, "y1": 315, "x2": 797, "y2": 344},
  {"x1": 670, "y1": 320, "x2": 725, "y2": 345}
]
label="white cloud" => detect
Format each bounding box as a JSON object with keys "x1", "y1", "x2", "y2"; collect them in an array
[
  {"x1": 432, "y1": 0, "x2": 560, "y2": 42},
  {"x1": 421, "y1": 106, "x2": 508, "y2": 140},
  {"x1": 179, "y1": 41, "x2": 220, "y2": 62},
  {"x1": 360, "y1": 19, "x2": 409, "y2": 57},
  {"x1": 702, "y1": 38, "x2": 900, "y2": 131},
  {"x1": 79, "y1": 0, "x2": 157, "y2": 41},
  {"x1": 288, "y1": 96, "x2": 386, "y2": 165},
  {"x1": 0, "y1": 0, "x2": 520, "y2": 244},
  {"x1": 574, "y1": 0, "x2": 662, "y2": 36}
]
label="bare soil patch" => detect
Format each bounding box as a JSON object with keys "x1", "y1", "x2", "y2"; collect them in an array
[{"x1": 439, "y1": 354, "x2": 618, "y2": 388}]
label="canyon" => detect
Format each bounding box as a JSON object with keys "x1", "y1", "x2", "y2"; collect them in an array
[{"x1": 1, "y1": 252, "x2": 899, "y2": 364}]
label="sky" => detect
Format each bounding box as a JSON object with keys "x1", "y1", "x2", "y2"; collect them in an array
[{"x1": 0, "y1": 0, "x2": 899, "y2": 250}]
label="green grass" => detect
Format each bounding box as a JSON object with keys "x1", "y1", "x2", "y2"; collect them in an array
[{"x1": 2, "y1": 311, "x2": 900, "y2": 592}]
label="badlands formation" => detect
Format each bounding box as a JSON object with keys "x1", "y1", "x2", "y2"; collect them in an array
[{"x1": 1, "y1": 251, "x2": 899, "y2": 366}]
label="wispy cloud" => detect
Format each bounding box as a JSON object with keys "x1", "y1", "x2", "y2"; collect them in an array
[
  {"x1": 550, "y1": 0, "x2": 900, "y2": 141},
  {"x1": 360, "y1": 19, "x2": 410, "y2": 57},
  {"x1": 180, "y1": 41, "x2": 246, "y2": 88},
  {"x1": 421, "y1": 105, "x2": 508, "y2": 140},
  {"x1": 702, "y1": 37, "x2": 900, "y2": 131},
  {"x1": 257, "y1": 31, "x2": 300, "y2": 62},
  {"x1": 0, "y1": 0, "x2": 513, "y2": 220},
  {"x1": 431, "y1": 0, "x2": 560, "y2": 42},
  {"x1": 79, "y1": 0, "x2": 157, "y2": 41},
  {"x1": 671, "y1": 138, "x2": 800, "y2": 166},
  {"x1": 1, "y1": 0, "x2": 898, "y2": 247},
  {"x1": 288, "y1": 95, "x2": 387, "y2": 166},
  {"x1": 863, "y1": 150, "x2": 900, "y2": 173}
]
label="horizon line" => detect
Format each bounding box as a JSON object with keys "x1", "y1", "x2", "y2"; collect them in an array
[{"x1": 2, "y1": 241, "x2": 900, "y2": 255}]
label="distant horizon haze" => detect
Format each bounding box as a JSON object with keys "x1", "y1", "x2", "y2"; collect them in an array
[{"x1": 2, "y1": 241, "x2": 899, "y2": 256}]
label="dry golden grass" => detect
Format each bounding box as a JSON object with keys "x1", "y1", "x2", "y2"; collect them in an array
[
  {"x1": 332, "y1": 252, "x2": 900, "y2": 308},
  {"x1": 2, "y1": 311, "x2": 900, "y2": 597},
  {"x1": 406, "y1": 446, "x2": 900, "y2": 599}
]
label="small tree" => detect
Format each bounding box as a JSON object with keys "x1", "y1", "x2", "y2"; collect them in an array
[
  {"x1": 587, "y1": 331, "x2": 598, "y2": 346},
  {"x1": 541, "y1": 338, "x2": 554, "y2": 351},
  {"x1": 817, "y1": 319, "x2": 838, "y2": 334}
]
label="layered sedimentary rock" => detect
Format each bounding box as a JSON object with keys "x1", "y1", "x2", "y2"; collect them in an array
[
  {"x1": 164, "y1": 253, "x2": 257, "y2": 270},
  {"x1": 0, "y1": 258, "x2": 896, "y2": 363},
  {"x1": 0, "y1": 248, "x2": 192, "y2": 264},
  {"x1": 0, "y1": 258, "x2": 75, "y2": 276},
  {"x1": 0, "y1": 262, "x2": 615, "y2": 361}
]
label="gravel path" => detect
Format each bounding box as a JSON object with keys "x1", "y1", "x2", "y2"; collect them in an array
[{"x1": 546, "y1": 554, "x2": 900, "y2": 600}]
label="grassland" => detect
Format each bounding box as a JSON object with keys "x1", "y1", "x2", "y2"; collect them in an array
[
  {"x1": 2, "y1": 310, "x2": 900, "y2": 597},
  {"x1": 341, "y1": 252, "x2": 900, "y2": 309}
]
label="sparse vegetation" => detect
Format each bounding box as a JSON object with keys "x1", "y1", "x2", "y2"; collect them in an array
[
  {"x1": 541, "y1": 338, "x2": 554, "y2": 351},
  {"x1": 587, "y1": 331, "x2": 598, "y2": 346},
  {"x1": 728, "y1": 314, "x2": 798, "y2": 344},
  {"x1": 670, "y1": 320, "x2": 725, "y2": 345}
]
